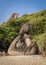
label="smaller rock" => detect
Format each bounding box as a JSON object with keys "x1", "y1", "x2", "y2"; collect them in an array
[
  {"x1": 9, "y1": 13, "x2": 18, "y2": 20},
  {"x1": 0, "y1": 51, "x2": 7, "y2": 56},
  {"x1": 19, "y1": 23, "x2": 30, "y2": 35},
  {"x1": 0, "y1": 52, "x2": 3, "y2": 56}
]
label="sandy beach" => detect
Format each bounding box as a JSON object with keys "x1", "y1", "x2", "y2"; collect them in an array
[{"x1": 0, "y1": 55, "x2": 46, "y2": 65}]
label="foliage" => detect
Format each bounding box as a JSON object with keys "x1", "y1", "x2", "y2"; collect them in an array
[{"x1": 0, "y1": 10, "x2": 46, "y2": 52}]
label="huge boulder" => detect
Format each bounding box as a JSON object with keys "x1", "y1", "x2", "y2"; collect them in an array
[
  {"x1": 8, "y1": 23, "x2": 39, "y2": 56},
  {"x1": 8, "y1": 35, "x2": 26, "y2": 56},
  {"x1": 24, "y1": 34, "x2": 39, "y2": 55},
  {"x1": 8, "y1": 34, "x2": 39, "y2": 55}
]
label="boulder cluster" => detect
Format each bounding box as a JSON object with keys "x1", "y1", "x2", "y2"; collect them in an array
[{"x1": 8, "y1": 23, "x2": 39, "y2": 56}]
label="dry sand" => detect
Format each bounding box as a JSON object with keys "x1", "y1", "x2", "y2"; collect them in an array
[{"x1": 0, "y1": 55, "x2": 46, "y2": 65}]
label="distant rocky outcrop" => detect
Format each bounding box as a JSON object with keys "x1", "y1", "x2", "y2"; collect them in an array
[
  {"x1": 9, "y1": 13, "x2": 18, "y2": 20},
  {"x1": 8, "y1": 23, "x2": 39, "y2": 56}
]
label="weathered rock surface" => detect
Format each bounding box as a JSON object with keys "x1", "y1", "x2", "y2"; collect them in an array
[
  {"x1": 8, "y1": 35, "x2": 26, "y2": 55},
  {"x1": 8, "y1": 23, "x2": 39, "y2": 56},
  {"x1": 24, "y1": 34, "x2": 39, "y2": 55},
  {"x1": 19, "y1": 23, "x2": 30, "y2": 35}
]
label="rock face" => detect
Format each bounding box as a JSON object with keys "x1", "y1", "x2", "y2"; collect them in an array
[
  {"x1": 24, "y1": 34, "x2": 39, "y2": 55},
  {"x1": 9, "y1": 13, "x2": 18, "y2": 20},
  {"x1": 8, "y1": 35, "x2": 26, "y2": 55},
  {"x1": 19, "y1": 23, "x2": 30, "y2": 35},
  {"x1": 8, "y1": 23, "x2": 39, "y2": 56}
]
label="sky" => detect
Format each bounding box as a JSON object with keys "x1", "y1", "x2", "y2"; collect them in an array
[{"x1": 0, "y1": 0, "x2": 46, "y2": 24}]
